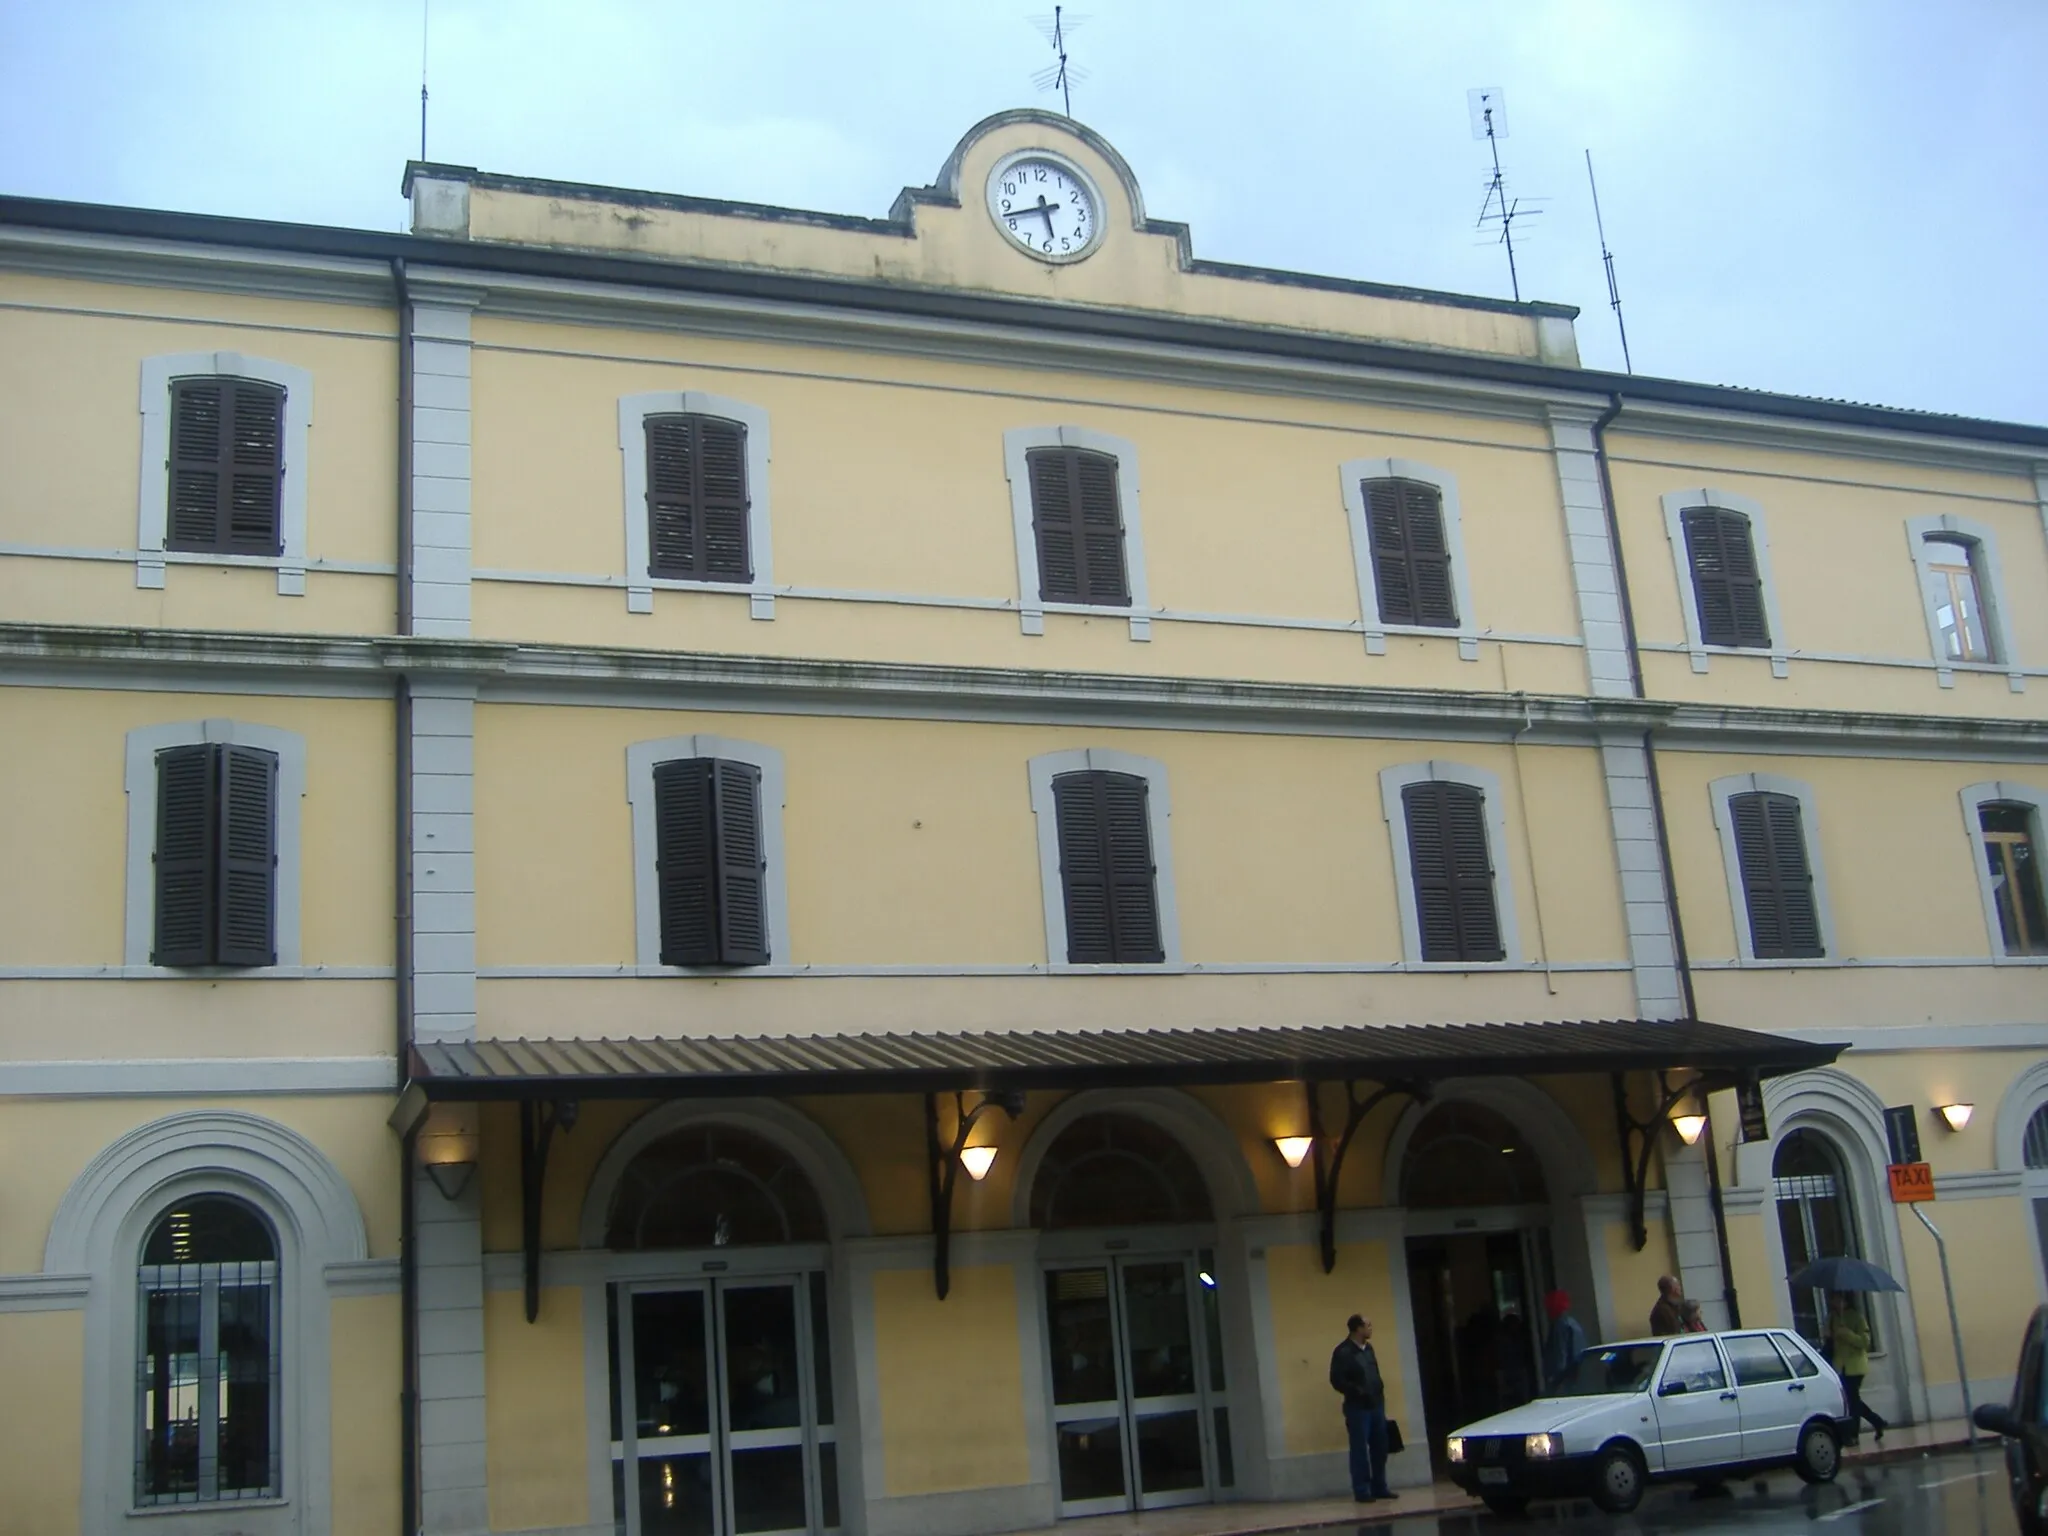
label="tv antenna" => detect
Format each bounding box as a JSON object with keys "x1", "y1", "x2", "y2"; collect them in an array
[
  {"x1": 1584, "y1": 150, "x2": 1633, "y2": 373},
  {"x1": 1028, "y1": 8, "x2": 1089, "y2": 118},
  {"x1": 419, "y1": 0, "x2": 431, "y2": 161},
  {"x1": 1468, "y1": 87, "x2": 1541, "y2": 301}
]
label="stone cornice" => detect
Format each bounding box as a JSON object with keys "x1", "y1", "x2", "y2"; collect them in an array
[{"x1": 4, "y1": 623, "x2": 2046, "y2": 757}]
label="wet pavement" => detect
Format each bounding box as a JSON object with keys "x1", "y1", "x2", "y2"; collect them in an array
[{"x1": 1271, "y1": 1447, "x2": 2019, "y2": 1534}]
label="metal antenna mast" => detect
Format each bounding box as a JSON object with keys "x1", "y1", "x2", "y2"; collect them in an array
[
  {"x1": 1585, "y1": 150, "x2": 1633, "y2": 373},
  {"x1": 1468, "y1": 87, "x2": 1540, "y2": 302},
  {"x1": 1029, "y1": 8, "x2": 1089, "y2": 117},
  {"x1": 419, "y1": 0, "x2": 431, "y2": 161}
]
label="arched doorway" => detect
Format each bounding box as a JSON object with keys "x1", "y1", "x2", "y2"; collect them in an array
[
  {"x1": 1774, "y1": 1128, "x2": 1872, "y2": 1349},
  {"x1": 1397, "y1": 1102, "x2": 1554, "y2": 1461},
  {"x1": 599, "y1": 1121, "x2": 841, "y2": 1536},
  {"x1": 1029, "y1": 1111, "x2": 1235, "y2": 1517}
]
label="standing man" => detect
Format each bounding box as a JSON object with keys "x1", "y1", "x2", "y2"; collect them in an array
[
  {"x1": 1330, "y1": 1314, "x2": 1394, "y2": 1502},
  {"x1": 1650, "y1": 1275, "x2": 1686, "y2": 1336},
  {"x1": 1541, "y1": 1289, "x2": 1588, "y2": 1392}
]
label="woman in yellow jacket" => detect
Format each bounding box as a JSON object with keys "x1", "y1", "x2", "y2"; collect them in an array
[{"x1": 1830, "y1": 1294, "x2": 1887, "y2": 1443}]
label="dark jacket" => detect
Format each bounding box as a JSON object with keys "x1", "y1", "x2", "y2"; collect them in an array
[
  {"x1": 1542, "y1": 1312, "x2": 1588, "y2": 1391},
  {"x1": 1650, "y1": 1295, "x2": 1685, "y2": 1336},
  {"x1": 1330, "y1": 1336, "x2": 1384, "y2": 1411}
]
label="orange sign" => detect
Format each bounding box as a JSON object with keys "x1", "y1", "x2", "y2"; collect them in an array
[{"x1": 1888, "y1": 1162, "x2": 1935, "y2": 1203}]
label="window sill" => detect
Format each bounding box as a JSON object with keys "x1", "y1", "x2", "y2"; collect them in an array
[
  {"x1": 629, "y1": 575, "x2": 775, "y2": 619},
  {"x1": 137, "y1": 549, "x2": 307, "y2": 597},
  {"x1": 129, "y1": 1496, "x2": 287, "y2": 1518}
]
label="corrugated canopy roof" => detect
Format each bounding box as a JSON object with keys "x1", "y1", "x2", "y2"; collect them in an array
[{"x1": 407, "y1": 1018, "x2": 1838, "y2": 1100}]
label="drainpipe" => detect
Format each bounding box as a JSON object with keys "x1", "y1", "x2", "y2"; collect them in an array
[
  {"x1": 1590, "y1": 393, "x2": 1740, "y2": 1327},
  {"x1": 391, "y1": 256, "x2": 420, "y2": 1536}
]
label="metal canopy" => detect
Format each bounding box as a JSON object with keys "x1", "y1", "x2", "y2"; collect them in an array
[{"x1": 407, "y1": 1017, "x2": 1840, "y2": 1100}]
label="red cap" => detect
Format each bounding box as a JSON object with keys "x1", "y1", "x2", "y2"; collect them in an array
[{"x1": 1544, "y1": 1289, "x2": 1571, "y2": 1320}]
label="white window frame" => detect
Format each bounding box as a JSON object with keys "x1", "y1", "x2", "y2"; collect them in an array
[
  {"x1": 1906, "y1": 515, "x2": 2022, "y2": 690},
  {"x1": 1027, "y1": 749, "x2": 1180, "y2": 967},
  {"x1": 1002, "y1": 426, "x2": 1152, "y2": 641},
  {"x1": 1378, "y1": 761, "x2": 1522, "y2": 968},
  {"x1": 1707, "y1": 772, "x2": 1838, "y2": 965},
  {"x1": 1338, "y1": 457, "x2": 1481, "y2": 660},
  {"x1": 123, "y1": 720, "x2": 308, "y2": 973},
  {"x1": 626, "y1": 734, "x2": 788, "y2": 970},
  {"x1": 618, "y1": 391, "x2": 775, "y2": 619},
  {"x1": 1660, "y1": 488, "x2": 1790, "y2": 678},
  {"x1": 1959, "y1": 781, "x2": 2048, "y2": 963},
  {"x1": 138, "y1": 352, "x2": 314, "y2": 596}
]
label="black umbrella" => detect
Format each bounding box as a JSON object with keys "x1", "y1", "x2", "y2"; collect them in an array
[{"x1": 1786, "y1": 1255, "x2": 1904, "y2": 1293}]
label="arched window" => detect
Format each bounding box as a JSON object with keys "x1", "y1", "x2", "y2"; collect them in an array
[
  {"x1": 2024, "y1": 1105, "x2": 2048, "y2": 1170},
  {"x1": 604, "y1": 1123, "x2": 827, "y2": 1250},
  {"x1": 137, "y1": 1194, "x2": 280, "y2": 1505},
  {"x1": 1029, "y1": 1113, "x2": 1213, "y2": 1229},
  {"x1": 1773, "y1": 1129, "x2": 1869, "y2": 1347},
  {"x1": 1400, "y1": 1103, "x2": 1548, "y2": 1208}
]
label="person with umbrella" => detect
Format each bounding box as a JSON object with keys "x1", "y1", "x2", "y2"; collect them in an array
[{"x1": 1788, "y1": 1254, "x2": 1901, "y2": 1445}]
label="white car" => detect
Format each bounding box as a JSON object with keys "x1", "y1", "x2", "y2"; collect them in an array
[{"x1": 1445, "y1": 1329, "x2": 1850, "y2": 1516}]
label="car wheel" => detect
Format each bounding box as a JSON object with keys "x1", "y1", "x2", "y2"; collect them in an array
[
  {"x1": 1480, "y1": 1493, "x2": 1529, "y2": 1519},
  {"x1": 1792, "y1": 1420, "x2": 1840, "y2": 1484},
  {"x1": 1590, "y1": 1443, "x2": 1646, "y2": 1514}
]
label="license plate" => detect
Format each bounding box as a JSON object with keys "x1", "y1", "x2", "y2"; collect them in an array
[{"x1": 1479, "y1": 1468, "x2": 1509, "y2": 1486}]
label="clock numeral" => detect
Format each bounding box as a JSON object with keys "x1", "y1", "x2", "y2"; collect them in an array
[
  {"x1": 1042, "y1": 237, "x2": 1053, "y2": 252},
  {"x1": 1001, "y1": 199, "x2": 1011, "y2": 211},
  {"x1": 1003, "y1": 180, "x2": 1015, "y2": 196},
  {"x1": 1059, "y1": 237, "x2": 1071, "y2": 251},
  {"x1": 1035, "y1": 167, "x2": 1047, "y2": 181},
  {"x1": 1008, "y1": 218, "x2": 1019, "y2": 231}
]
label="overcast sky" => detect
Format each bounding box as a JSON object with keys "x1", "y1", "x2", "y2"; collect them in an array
[{"x1": 3, "y1": 1, "x2": 2042, "y2": 426}]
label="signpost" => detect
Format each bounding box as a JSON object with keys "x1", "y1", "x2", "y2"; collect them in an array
[
  {"x1": 1887, "y1": 1161, "x2": 1935, "y2": 1203},
  {"x1": 1885, "y1": 1105, "x2": 1972, "y2": 1435}
]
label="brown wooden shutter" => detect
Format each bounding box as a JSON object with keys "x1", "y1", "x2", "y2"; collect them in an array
[
  {"x1": 645, "y1": 415, "x2": 751, "y2": 583},
  {"x1": 1402, "y1": 780, "x2": 1503, "y2": 962},
  {"x1": 1729, "y1": 791, "x2": 1822, "y2": 958},
  {"x1": 215, "y1": 745, "x2": 277, "y2": 966},
  {"x1": 168, "y1": 379, "x2": 282, "y2": 556},
  {"x1": 712, "y1": 760, "x2": 769, "y2": 965},
  {"x1": 153, "y1": 745, "x2": 216, "y2": 966},
  {"x1": 1365, "y1": 478, "x2": 1457, "y2": 628},
  {"x1": 654, "y1": 759, "x2": 719, "y2": 965},
  {"x1": 1682, "y1": 507, "x2": 1770, "y2": 648},
  {"x1": 1053, "y1": 770, "x2": 1162, "y2": 963},
  {"x1": 1028, "y1": 448, "x2": 1128, "y2": 606}
]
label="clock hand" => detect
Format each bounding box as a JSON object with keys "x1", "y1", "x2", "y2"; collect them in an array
[{"x1": 1027, "y1": 194, "x2": 1062, "y2": 239}]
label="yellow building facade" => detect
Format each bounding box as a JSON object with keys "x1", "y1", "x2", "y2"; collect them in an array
[{"x1": 2, "y1": 112, "x2": 2045, "y2": 1536}]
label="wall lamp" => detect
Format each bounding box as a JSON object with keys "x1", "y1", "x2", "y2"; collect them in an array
[
  {"x1": 959, "y1": 1144, "x2": 999, "y2": 1182},
  {"x1": 423, "y1": 1157, "x2": 477, "y2": 1202},
  {"x1": 417, "y1": 1102, "x2": 481, "y2": 1202},
  {"x1": 1936, "y1": 1102, "x2": 1974, "y2": 1133},
  {"x1": 1273, "y1": 1135, "x2": 1316, "y2": 1169},
  {"x1": 1670, "y1": 1111, "x2": 1708, "y2": 1147},
  {"x1": 927, "y1": 1089, "x2": 1026, "y2": 1300}
]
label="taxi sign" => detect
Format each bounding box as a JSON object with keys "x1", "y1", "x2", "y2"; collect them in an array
[{"x1": 1887, "y1": 1161, "x2": 1934, "y2": 1203}]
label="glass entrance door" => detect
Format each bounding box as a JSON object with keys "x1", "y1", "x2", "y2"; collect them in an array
[
  {"x1": 611, "y1": 1275, "x2": 839, "y2": 1536},
  {"x1": 1044, "y1": 1255, "x2": 1231, "y2": 1516}
]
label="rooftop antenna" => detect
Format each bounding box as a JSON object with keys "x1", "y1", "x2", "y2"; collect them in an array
[
  {"x1": 1584, "y1": 149, "x2": 1634, "y2": 373},
  {"x1": 1468, "y1": 87, "x2": 1541, "y2": 302},
  {"x1": 1028, "y1": 8, "x2": 1089, "y2": 117},
  {"x1": 419, "y1": 0, "x2": 430, "y2": 161}
]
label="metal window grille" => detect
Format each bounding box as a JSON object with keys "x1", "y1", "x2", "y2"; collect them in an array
[
  {"x1": 2026, "y1": 1107, "x2": 2048, "y2": 1171},
  {"x1": 135, "y1": 1259, "x2": 281, "y2": 1504}
]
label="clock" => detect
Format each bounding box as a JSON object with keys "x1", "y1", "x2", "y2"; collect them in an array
[{"x1": 986, "y1": 150, "x2": 1102, "y2": 263}]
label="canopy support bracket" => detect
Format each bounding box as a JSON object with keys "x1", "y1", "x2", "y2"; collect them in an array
[
  {"x1": 1307, "y1": 1078, "x2": 1428, "y2": 1273},
  {"x1": 519, "y1": 1098, "x2": 578, "y2": 1323},
  {"x1": 927, "y1": 1090, "x2": 1025, "y2": 1301},
  {"x1": 1612, "y1": 1069, "x2": 1719, "y2": 1253}
]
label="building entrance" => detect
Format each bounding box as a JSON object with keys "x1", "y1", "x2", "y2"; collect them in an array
[
  {"x1": 609, "y1": 1273, "x2": 838, "y2": 1536},
  {"x1": 1397, "y1": 1103, "x2": 1554, "y2": 1467},
  {"x1": 1043, "y1": 1253, "x2": 1233, "y2": 1516}
]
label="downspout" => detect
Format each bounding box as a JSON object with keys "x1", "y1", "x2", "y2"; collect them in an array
[
  {"x1": 1590, "y1": 392, "x2": 1740, "y2": 1326},
  {"x1": 391, "y1": 256, "x2": 420, "y2": 1536}
]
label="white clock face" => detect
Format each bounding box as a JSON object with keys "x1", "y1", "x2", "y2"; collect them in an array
[{"x1": 987, "y1": 153, "x2": 1099, "y2": 263}]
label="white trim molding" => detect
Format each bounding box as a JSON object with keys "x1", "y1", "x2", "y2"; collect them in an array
[
  {"x1": 137, "y1": 351, "x2": 314, "y2": 595},
  {"x1": 1546, "y1": 410, "x2": 1635, "y2": 697},
  {"x1": 1338, "y1": 457, "x2": 1481, "y2": 661},
  {"x1": 1001, "y1": 426, "x2": 1152, "y2": 640},
  {"x1": 1377, "y1": 760, "x2": 1523, "y2": 967},
  {"x1": 617, "y1": 390, "x2": 775, "y2": 619},
  {"x1": 1707, "y1": 771, "x2": 1839, "y2": 964},
  {"x1": 1959, "y1": 780, "x2": 2048, "y2": 961},
  {"x1": 122, "y1": 719, "x2": 308, "y2": 971},
  {"x1": 1906, "y1": 514, "x2": 2024, "y2": 691},
  {"x1": 46, "y1": 1110, "x2": 368, "y2": 1536},
  {"x1": 1994, "y1": 1060, "x2": 2048, "y2": 1174},
  {"x1": 1659, "y1": 487, "x2": 1790, "y2": 678},
  {"x1": 1026, "y1": 747, "x2": 1181, "y2": 967},
  {"x1": 625, "y1": 733, "x2": 790, "y2": 969}
]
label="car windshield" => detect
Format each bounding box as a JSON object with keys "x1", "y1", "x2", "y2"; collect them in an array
[{"x1": 1556, "y1": 1343, "x2": 1664, "y2": 1396}]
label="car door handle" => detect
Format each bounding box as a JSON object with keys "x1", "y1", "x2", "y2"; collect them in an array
[
  {"x1": 1789, "y1": 1383, "x2": 1806, "y2": 1392},
  {"x1": 1720, "y1": 1391, "x2": 1739, "y2": 1400}
]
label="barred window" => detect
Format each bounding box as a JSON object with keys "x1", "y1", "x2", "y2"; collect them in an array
[{"x1": 136, "y1": 1195, "x2": 280, "y2": 1505}]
